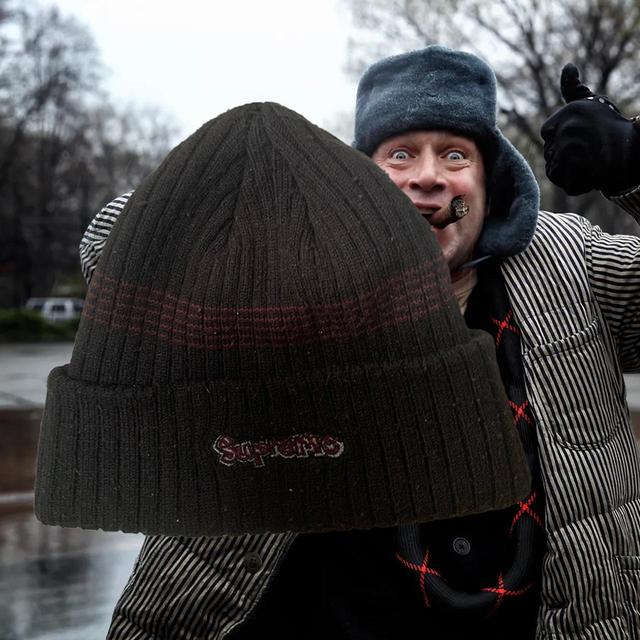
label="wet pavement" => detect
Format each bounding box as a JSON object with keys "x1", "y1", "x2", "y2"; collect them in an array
[
  {"x1": 0, "y1": 343, "x2": 73, "y2": 409},
  {"x1": 2, "y1": 409, "x2": 41, "y2": 497},
  {"x1": 0, "y1": 344, "x2": 142, "y2": 639},
  {"x1": 0, "y1": 506, "x2": 142, "y2": 640}
]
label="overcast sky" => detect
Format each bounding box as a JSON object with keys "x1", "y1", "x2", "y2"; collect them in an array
[{"x1": 52, "y1": 0, "x2": 358, "y2": 143}]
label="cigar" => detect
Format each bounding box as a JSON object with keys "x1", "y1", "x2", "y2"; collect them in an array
[
  {"x1": 448, "y1": 195, "x2": 469, "y2": 222},
  {"x1": 431, "y1": 196, "x2": 470, "y2": 229}
]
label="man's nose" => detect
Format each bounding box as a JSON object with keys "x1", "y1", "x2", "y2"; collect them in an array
[{"x1": 407, "y1": 155, "x2": 445, "y2": 192}]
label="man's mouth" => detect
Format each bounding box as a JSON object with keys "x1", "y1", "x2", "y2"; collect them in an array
[
  {"x1": 414, "y1": 205, "x2": 442, "y2": 219},
  {"x1": 415, "y1": 197, "x2": 469, "y2": 229},
  {"x1": 415, "y1": 207, "x2": 444, "y2": 232}
]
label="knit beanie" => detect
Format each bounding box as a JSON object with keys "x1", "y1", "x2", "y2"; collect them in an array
[
  {"x1": 35, "y1": 103, "x2": 530, "y2": 537},
  {"x1": 353, "y1": 45, "x2": 540, "y2": 258}
]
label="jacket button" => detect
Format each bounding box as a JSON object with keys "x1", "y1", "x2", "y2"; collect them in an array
[
  {"x1": 452, "y1": 537, "x2": 471, "y2": 556},
  {"x1": 242, "y1": 552, "x2": 263, "y2": 573}
]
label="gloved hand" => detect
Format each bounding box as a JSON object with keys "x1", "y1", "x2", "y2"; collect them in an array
[{"x1": 541, "y1": 63, "x2": 640, "y2": 196}]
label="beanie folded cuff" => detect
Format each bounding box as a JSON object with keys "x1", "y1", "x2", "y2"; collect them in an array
[{"x1": 35, "y1": 331, "x2": 529, "y2": 536}]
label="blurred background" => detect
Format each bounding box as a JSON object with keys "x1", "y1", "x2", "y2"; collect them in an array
[{"x1": 1, "y1": 0, "x2": 639, "y2": 637}]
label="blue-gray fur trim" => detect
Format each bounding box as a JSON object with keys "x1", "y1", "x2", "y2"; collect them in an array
[{"x1": 353, "y1": 46, "x2": 540, "y2": 259}]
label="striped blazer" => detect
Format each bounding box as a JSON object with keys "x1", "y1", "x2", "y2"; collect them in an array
[{"x1": 80, "y1": 193, "x2": 640, "y2": 639}]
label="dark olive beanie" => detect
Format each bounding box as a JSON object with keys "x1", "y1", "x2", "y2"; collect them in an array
[{"x1": 35, "y1": 103, "x2": 530, "y2": 536}]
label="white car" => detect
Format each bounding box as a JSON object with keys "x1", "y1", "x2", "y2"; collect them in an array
[{"x1": 25, "y1": 297, "x2": 84, "y2": 322}]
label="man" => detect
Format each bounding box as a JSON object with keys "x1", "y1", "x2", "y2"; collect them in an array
[{"x1": 80, "y1": 47, "x2": 640, "y2": 639}]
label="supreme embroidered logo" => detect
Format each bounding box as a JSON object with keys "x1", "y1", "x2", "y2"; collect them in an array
[{"x1": 213, "y1": 433, "x2": 345, "y2": 467}]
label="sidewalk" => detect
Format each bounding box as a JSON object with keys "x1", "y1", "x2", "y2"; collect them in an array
[
  {"x1": 0, "y1": 498, "x2": 143, "y2": 640},
  {"x1": 0, "y1": 342, "x2": 73, "y2": 408},
  {"x1": 0, "y1": 343, "x2": 143, "y2": 639}
]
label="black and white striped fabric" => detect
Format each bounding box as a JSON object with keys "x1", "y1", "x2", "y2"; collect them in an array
[
  {"x1": 108, "y1": 532, "x2": 294, "y2": 639},
  {"x1": 80, "y1": 194, "x2": 640, "y2": 639},
  {"x1": 79, "y1": 191, "x2": 134, "y2": 284},
  {"x1": 502, "y1": 211, "x2": 640, "y2": 639}
]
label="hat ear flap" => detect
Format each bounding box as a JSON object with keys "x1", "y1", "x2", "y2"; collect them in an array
[{"x1": 476, "y1": 133, "x2": 539, "y2": 258}]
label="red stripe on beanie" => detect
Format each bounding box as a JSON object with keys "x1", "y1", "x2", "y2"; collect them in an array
[{"x1": 83, "y1": 258, "x2": 452, "y2": 350}]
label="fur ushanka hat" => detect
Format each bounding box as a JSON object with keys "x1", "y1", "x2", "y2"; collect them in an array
[
  {"x1": 35, "y1": 103, "x2": 529, "y2": 536},
  {"x1": 354, "y1": 45, "x2": 540, "y2": 258}
]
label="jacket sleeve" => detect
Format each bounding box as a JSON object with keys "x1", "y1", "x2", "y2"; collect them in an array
[
  {"x1": 107, "y1": 532, "x2": 295, "y2": 640},
  {"x1": 79, "y1": 191, "x2": 134, "y2": 284},
  {"x1": 585, "y1": 191, "x2": 640, "y2": 372}
]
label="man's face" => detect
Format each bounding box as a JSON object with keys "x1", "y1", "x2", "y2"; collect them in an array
[{"x1": 372, "y1": 130, "x2": 487, "y2": 276}]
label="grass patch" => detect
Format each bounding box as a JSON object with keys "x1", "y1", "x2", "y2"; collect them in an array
[{"x1": 0, "y1": 309, "x2": 79, "y2": 342}]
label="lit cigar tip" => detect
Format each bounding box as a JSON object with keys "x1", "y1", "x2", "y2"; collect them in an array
[{"x1": 449, "y1": 196, "x2": 470, "y2": 220}]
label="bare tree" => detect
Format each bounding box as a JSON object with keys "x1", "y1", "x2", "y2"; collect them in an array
[
  {"x1": 344, "y1": 0, "x2": 640, "y2": 234},
  {"x1": 0, "y1": 2, "x2": 176, "y2": 307},
  {"x1": 65, "y1": 103, "x2": 179, "y2": 230},
  {"x1": 0, "y1": 4, "x2": 104, "y2": 299},
  {"x1": 0, "y1": 4, "x2": 102, "y2": 189}
]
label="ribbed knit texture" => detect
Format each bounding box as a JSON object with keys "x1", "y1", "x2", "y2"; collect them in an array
[{"x1": 35, "y1": 103, "x2": 530, "y2": 536}]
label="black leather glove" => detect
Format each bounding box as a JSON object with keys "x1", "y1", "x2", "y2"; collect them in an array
[{"x1": 541, "y1": 63, "x2": 640, "y2": 196}]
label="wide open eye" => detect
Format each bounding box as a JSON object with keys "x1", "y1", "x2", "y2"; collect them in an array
[
  {"x1": 446, "y1": 150, "x2": 466, "y2": 161},
  {"x1": 390, "y1": 149, "x2": 411, "y2": 160}
]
